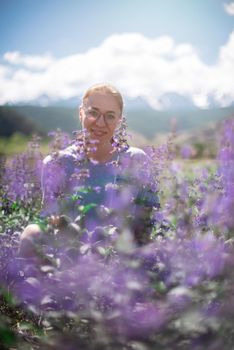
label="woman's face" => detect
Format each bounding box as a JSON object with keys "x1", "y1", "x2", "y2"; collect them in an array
[{"x1": 79, "y1": 91, "x2": 122, "y2": 145}]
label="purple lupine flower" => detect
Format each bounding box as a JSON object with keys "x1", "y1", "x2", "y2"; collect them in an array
[
  {"x1": 181, "y1": 145, "x2": 194, "y2": 159},
  {"x1": 205, "y1": 119, "x2": 234, "y2": 232},
  {"x1": 2, "y1": 136, "x2": 43, "y2": 206},
  {"x1": 48, "y1": 129, "x2": 72, "y2": 152}
]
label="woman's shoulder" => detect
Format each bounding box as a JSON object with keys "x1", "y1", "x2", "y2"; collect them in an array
[
  {"x1": 125, "y1": 146, "x2": 146, "y2": 157},
  {"x1": 43, "y1": 144, "x2": 78, "y2": 165},
  {"x1": 118, "y1": 146, "x2": 151, "y2": 176},
  {"x1": 120, "y1": 146, "x2": 148, "y2": 163}
]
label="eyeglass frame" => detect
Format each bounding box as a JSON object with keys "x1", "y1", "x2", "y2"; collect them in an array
[{"x1": 81, "y1": 105, "x2": 122, "y2": 125}]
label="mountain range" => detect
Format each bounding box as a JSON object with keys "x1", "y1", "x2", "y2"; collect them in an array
[
  {"x1": 2, "y1": 104, "x2": 232, "y2": 140},
  {"x1": 1, "y1": 90, "x2": 234, "y2": 141}
]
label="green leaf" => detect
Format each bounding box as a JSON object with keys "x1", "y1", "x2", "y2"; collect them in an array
[
  {"x1": 71, "y1": 193, "x2": 83, "y2": 201},
  {"x1": 33, "y1": 217, "x2": 49, "y2": 231},
  {"x1": 11, "y1": 201, "x2": 19, "y2": 210},
  {"x1": 0, "y1": 327, "x2": 16, "y2": 347},
  {"x1": 77, "y1": 186, "x2": 93, "y2": 194},
  {"x1": 78, "y1": 203, "x2": 97, "y2": 214}
]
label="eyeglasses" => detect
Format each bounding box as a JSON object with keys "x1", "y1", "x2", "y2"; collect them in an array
[{"x1": 83, "y1": 107, "x2": 120, "y2": 125}]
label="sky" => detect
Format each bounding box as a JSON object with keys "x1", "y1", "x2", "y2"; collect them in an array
[{"x1": 0, "y1": 0, "x2": 234, "y2": 109}]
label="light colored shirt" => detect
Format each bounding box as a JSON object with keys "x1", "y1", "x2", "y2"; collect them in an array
[{"x1": 41, "y1": 144, "x2": 160, "y2": 229}]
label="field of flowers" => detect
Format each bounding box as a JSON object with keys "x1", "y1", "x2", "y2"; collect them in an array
[{"x1": 0, "y1": 118, "x2": 234, "y2": 350}]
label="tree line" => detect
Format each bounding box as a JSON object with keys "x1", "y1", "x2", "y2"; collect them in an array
[{"x1": 0, "y1": 107, "x2": 44, "y2": 137}]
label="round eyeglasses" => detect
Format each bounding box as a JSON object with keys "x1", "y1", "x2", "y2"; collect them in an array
[{"x1": 83, "y1": 107, "x2": 120, "y2": 125}]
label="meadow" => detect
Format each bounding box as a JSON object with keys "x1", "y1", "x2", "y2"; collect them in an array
[{"x1": 0, "y1": 118, "x2": 234, "y2": 350}]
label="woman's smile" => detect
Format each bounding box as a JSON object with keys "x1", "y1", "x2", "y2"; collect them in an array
[{"x1": 91, "y1": 128, "x2": 107, "y2": 136}]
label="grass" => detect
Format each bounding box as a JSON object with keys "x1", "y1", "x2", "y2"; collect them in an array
[{"x1": 0, "y1": 133, "x2": 49, "y2": 158}]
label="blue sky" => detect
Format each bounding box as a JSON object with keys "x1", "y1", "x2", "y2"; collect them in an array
[{"x1": 0, "y1": 0, "x2": 234, "y2": 108}]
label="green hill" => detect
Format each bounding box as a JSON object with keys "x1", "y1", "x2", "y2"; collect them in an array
[
  {"x1": 1, "y1": 105, "x2": 234, "y2": 139},
  {"x1": 0, "y1": 106, "x2": 44, "y2": 137}
]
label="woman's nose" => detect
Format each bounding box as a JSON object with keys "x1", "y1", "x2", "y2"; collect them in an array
[{"x1": 95, "y1": 114, "x2": 106, "y2": 127}]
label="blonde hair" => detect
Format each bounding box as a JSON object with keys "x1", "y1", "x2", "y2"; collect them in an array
[{"x1": 82, "y1": 83, "x2": 124, "y2": 114}]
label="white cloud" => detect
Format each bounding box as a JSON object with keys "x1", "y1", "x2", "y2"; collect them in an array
[
  {"x1": 3, "y1": 51, "x2": 54, "y2": 70},
  {"x1": 0, "y1": 32, "x2": 234, "y2": 109},
  {"x1": 224, "y1": 2, "x2": 234, "y2": 15}
]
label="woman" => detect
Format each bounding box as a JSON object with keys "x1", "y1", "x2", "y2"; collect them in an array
[{"x1": 19, "y1": 83, "x2": 160, "y2": 257}]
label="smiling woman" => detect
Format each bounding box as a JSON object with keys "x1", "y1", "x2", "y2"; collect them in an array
[
  {"x1": 19, "y1": 83, "x2": 160, "y2": 258},
  {"x1": 79, "y1": 84, "x2": 124, "y2": 163}
]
